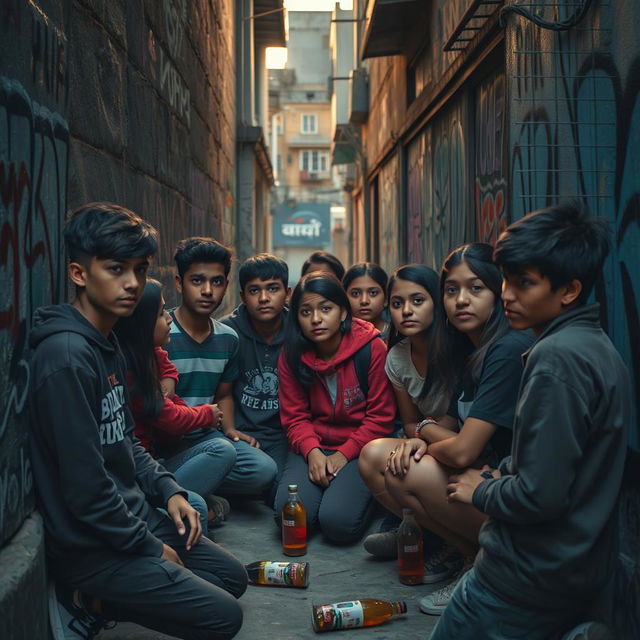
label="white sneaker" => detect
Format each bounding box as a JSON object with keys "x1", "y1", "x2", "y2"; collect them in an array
[{"x1": 419, "y1": 560, "x2": 473, "y2": 615}]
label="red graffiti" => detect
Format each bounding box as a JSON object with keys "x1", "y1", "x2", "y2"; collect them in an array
[{"x1": 475, "y1": 179, "x2": 506, "y2": 245}]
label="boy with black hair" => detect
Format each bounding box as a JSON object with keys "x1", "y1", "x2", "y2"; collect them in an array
[
  {"x1": 164, "y1": 238, "x2": 278, "y2": 498},
  {"x1": 30, "y1": 204, "x2": 247, "y2": 640},
  {"x1": 437, "y1": 202, "x2": 630, "y2": 639},
  {"x1": 221, "y1": 253, "x2": 291, "y2": 505}
]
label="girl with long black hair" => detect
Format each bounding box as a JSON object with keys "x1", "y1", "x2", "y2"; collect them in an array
[
  {"x1": 274, "y1": 272, "x2": 396, "y2": 544},
  {"x1": 114, "y1": 279, "x2": 237, "y2": 529},
  {"x1": 383, "y1": 244, "x2": 533, "y2": 616}
]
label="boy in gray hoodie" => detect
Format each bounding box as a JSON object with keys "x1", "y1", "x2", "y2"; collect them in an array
[
  {"x1": 437, "y1": 202, "x2": 630, "y2": 639},
  {"x1": 30, "y1": 204, "x2": 246, "y2": 640},
  {"x1": 222, "y1": 254, "x2": 291, "y2": 505}
]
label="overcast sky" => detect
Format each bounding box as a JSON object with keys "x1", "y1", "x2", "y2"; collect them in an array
[{"x1": 285, "y1": 0, "x2": 353, "y2": 10}]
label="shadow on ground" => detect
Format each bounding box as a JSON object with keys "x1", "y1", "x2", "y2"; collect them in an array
[{"x1": 98, "y1": 498, "x2": 441, "y2": 639}]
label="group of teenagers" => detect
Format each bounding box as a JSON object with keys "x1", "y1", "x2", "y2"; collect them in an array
[{"x1": 29, "y1": 200, "x2": 630, "y2": 640}]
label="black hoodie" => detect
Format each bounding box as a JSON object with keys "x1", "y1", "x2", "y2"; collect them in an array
[
  {"x1": 221, "y1": 304, "x2": 288, "y2": 443},
  {"x1": 29, "y1": 304, "x2": 183, "y2": 563}
]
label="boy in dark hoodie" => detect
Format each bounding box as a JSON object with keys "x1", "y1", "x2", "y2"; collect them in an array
[
  {"x1": 437, "y1": 203, "x2": 630, "y2": 639},
  {"x1": 29, "y1": 203, "x2": 246, "y2": 640},
  {"x1": 221, "y1": 254, "x2": 291, "y2": 505}
]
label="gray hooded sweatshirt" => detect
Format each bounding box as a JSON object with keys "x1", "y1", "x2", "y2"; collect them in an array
[
  {"x1": 473, "y1": 304, "x2": 630, "y2": 611},
  {"x1": 29, "y1": 304, "x2": 184, "y2": 564},
  {"x1": 221, "y1": 304, "x2": 289, "y2": 444}
]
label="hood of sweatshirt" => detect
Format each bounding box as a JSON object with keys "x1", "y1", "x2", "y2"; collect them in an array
[
  {"x1": 223, "y1": 303, "x2": 289, "y2": 345},
  {"x1": 300, "y1": 317, "x2": 379, "y2": 373},
  {"x1": 30, "y1": 303, "x2": 117, "y2": 354}
]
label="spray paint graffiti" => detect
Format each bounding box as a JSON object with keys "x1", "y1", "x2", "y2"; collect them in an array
[
  {"x1": 510, "y1": 21, "x2": 640, "y2": 448},
  {"x1": 475, "y1": 70, "x2": 508, "y2": 244},
  {"x1": 146, "y1": 0, "x2": 190, "y2": 127},
  {"x1": 0, "y1": 76, "x2": 68, "y2": 543}
]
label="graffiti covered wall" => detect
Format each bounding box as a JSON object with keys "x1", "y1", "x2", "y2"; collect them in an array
[
  {"x1": 507, "y1": 1, "x2": 640, "y2": 448},
  {"x1": 0, "y1": 0, "x2": 237, "y2": 548}
]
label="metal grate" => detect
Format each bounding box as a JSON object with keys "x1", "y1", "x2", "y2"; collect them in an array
[{"x1": 443, "y1": 0, "x2": 504, "y2": 51}]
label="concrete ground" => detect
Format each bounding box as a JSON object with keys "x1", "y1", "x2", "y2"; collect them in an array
[{"x1": 98, "y1": 498, "x2": 441, "y2": 639}]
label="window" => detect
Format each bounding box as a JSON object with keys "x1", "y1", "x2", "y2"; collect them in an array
[
  {"x1": 301, "y1": 114, "x2": 317, "y2": 134},
  {"x1": 299, "y1": 150, "x2": 329, "y2": 173}
]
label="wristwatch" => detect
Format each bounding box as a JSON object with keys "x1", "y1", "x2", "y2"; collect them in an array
[
  {"x1": 415, "y1": 417, "x2": 438, "y2": 438},
  {"x1": 480, "y1": 469, "x2": 495, "y2": 480}
]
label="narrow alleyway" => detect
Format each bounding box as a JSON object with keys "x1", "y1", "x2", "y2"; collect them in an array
[{"x1": 99, "y1": 499, "x2": 439, "y2": 639}]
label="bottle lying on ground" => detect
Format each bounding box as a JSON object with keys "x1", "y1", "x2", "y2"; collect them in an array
[
  {"x1": 245, "y1": 561, "x2": 309, "y2": 588},
  {"x1": 311, "y1": 599, "x2": 407, "y2": 632},
  {"x1": 397, "y1": 508, "x2": 424, "y2": 585},
  {"x1": 281, "y1": 484, "x2": 307, "y2": 556}
]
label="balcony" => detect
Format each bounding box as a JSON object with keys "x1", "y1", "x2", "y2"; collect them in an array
[
  {"x1": 361, "y1": 0, "x2": 420, "y2": 60},
  {"x1": 300, "y1": 170, "x2": 330, "y2": 182}
]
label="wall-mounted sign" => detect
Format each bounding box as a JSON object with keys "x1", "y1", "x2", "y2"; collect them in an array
[{"x1": 273, "y1": 203, "x2": 331, "y2": 247}]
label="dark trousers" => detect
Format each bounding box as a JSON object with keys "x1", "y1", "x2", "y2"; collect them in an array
[
  {"x1": 273, "y1": 449, "x2": 375, "y2": 544},
  {"x1": 51, "y1": 515, "x2": 248, "y2": 640}
]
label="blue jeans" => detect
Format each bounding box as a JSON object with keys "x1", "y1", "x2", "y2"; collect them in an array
[
  {"x1": 181, "y1": 431, "x2": 278, "y2": 497},
  {"x1": 160, "y1": 435, "x2": 237, "y2": 498},
  {"x1": 430, "y1": 569, "x2": 585, "y2": 640}
]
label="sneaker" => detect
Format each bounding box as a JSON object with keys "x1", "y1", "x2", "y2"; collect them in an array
[
  {"x1": 363, "y1": 528, "x2": 398, "y2": 559},
  {"x1": 562, "y1": 622, "x2": 614, "y2": 640},
  {"x1": 419, "y1": 560, "x2": 473, "y2": 615},
  {"x1": 205, "y1": 494, "x2": 231, "y2": 527},
  {"x1": 423, "y1": 544, "x2": 463, "y2": 584},
  {"x1": 48, "y1": 581, "x2": 112, "y2": 640}
]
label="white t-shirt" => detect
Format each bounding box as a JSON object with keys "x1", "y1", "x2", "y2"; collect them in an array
[{"x1": 384, "y1": 338, "x2": 448, "y2": 417}]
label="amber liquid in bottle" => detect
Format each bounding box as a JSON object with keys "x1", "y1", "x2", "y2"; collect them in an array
[
  {"x1": 281, "y1": 484, "x2": 307, "y2": 556},
  {"x1": 311, "y1": 599, "x2": 407, "y2": 632},
  {"x1": 397, "y1": 508, "x2": 424, "y2": 585}
]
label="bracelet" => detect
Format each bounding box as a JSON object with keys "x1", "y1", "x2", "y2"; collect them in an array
[
  {"x1": 480, "y1": 469, "x2": 495, "y2": 480},
  {"x1": 415, "y1": 417, "x2": 438, "y2": 438}
]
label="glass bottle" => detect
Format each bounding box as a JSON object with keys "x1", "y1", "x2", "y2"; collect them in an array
[
  {"x1": 281, "y1": 484, "x2": 307, "y2": 556},
  {"x1": 245, "y1": 561, "x2": 309, "y2": 588},
  {"x1": 397, "y1": 508, "x2": 424, "y2": 585},
  {"x1": 311, "y1": 599, "x2": 407, "y2": 632}
]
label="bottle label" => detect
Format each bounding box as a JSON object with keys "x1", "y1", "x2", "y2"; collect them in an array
[
  {"x1": 317, "y1": 601, "x2": 364, "y2": 630},
  {"x1": 263, "y1": 562, "x2": 301, "y2": 586},
  {"x1": 403, "y1": 544, "x2": 420, "y2": 553},
  {"x1": 282, "y1": 519, "x2": 295, "y2": 527}
]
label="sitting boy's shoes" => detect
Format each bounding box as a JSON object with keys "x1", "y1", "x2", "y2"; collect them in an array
[
  {"x1": 205, "y1": 494, "x2": 231, "y2": 527},
  {"x1": 423, "y1": 544, "x2": 463, "y2": 584},
  {"x1": 48, "y1": 580, "x2": 113, "y2": 640},
  {"x1": 419, "y1": 559, "x2": 474, "y2": 615},
  {"x1": 561, "y1": 622, "x2": 614, "y2": 640},
  {"x1": 363, "y1": 528, "x2": 398, "y2": 559}
]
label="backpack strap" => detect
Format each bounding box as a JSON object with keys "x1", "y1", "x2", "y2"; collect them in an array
[{"x1": 353, "y1": 341, "x2": 372, "y2": 399}]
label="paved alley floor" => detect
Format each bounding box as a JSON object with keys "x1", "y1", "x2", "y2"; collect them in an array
[{"x1": 99, "y1": 498, "x2": 440, "y2": 639}]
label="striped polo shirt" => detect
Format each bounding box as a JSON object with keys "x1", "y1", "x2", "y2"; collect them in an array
[{"x1": 164, "y1": 310, "x2": 240, "y2": 407}]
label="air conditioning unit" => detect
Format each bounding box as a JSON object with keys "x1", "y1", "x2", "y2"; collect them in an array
[{"x1": 349, "y1": 68, "x2": 369, "y2": 125}]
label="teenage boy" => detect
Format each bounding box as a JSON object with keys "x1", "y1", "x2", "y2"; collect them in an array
[
  {"x1": 435, "y1": 202, "x2": 630, "y2": 639},
  {"x1": 164, "y1": 238, "x2": 277, "y2": 497},
  {"x1": 29, "y1": 204, "x2": 247, "y2": 640},
  {"x1": 221, "y1": 254, "x2": 291, "y2": 505}
]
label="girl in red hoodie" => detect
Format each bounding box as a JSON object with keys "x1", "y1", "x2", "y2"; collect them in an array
[{"x1": 275, "y1": 272, "x2": 396, "y2": 544}]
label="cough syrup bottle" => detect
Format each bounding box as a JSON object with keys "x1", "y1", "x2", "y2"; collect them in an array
[
  {"x1": 281, "y1": 484, "x2": 307, "y2": 556},
  {"x1": 245, "y1": 561, "x2": 309, "y2": 588},
  {"x1": 311, "y1": 599, "x2": 407, "y2": 632},
  {"x1": 397, "y1": 508, "x2": 424, "y2": 584}
]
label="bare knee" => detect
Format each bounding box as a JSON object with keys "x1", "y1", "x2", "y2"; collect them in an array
[
  {"x1": 384, "y1": 454, "x2": 447, "y2": 497},
  {"x1": 359, "y1": 439, "x2": 396, "y2": 480}
]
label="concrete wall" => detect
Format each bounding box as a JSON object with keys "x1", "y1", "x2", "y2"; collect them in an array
[{"x1": 0, "y1": 0, "x2": 236, "y2": 635}]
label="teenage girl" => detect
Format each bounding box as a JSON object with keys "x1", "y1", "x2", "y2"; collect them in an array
[
  {"x1": 358, "y1": 265, "x2": 450, "y2": 565},
  {"x1": 343, "y1": 262, "x2": 391, "y2": 342},
  {"x1": 114, "y1": 279, "x2": 237, "y2": 528},
  {"x1": 300, "y1": 250, "x2": 345, "y2": 280},
  {"x1": 384, "y1": 244, "x2": 534, "y2": 616},
  {"x1": 274, "y1": 272, "x2": 396, "y2": 544}
]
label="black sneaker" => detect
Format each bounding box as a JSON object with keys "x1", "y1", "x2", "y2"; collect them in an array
[{"x1": 48, "y1": 580, "x2": 113, "y2": 640}]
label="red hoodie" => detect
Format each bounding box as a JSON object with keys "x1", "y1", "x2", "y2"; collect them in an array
[
  {"x1": 278, "y1": 318, "x2": 396, "y2": 461},
  {"x1": 130, "y1": 348, "x2": 214, "y2": 455}
]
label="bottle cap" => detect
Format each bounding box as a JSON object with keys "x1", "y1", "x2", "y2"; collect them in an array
[
  {"x1": 288, "y1": 484, "x2": 298, "y2": 492},
  {"x1": 397, "y1": 601, "x2": 408, "y2": 614},
  {"x1": 402, "y1": 508, "x2": 413, "y2": 516}
]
